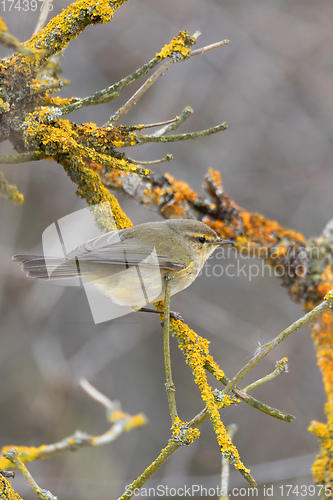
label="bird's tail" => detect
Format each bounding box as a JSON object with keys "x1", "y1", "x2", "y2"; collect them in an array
[{"x1": 12, "y1": 255, "x2": 81, "y2": 280}]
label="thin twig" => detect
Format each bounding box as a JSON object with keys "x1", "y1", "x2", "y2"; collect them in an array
[
  {"x1": 5, "y1": 449, "x2": 57, "y2": 500},
  {"x1": 127, "y1": 154, "x2": 173, "y2": 165},
  {"x1": 31, "y1": 80, "x2": 65, "y2": 97},
  {"x1": 1, "y1": 384, "x2": 146, "y2": 471},
  {"x1": 135, "y1": 117, "x2": 181, "y2": 129},
  {"x1": 108, "y1": 58, "x2": 174, "y2": 125},
  {"x1": 0, "y1": 470, "x2": 15, "y2": 478},
  {"x1": 79, "y1": 377, "x2": 112, "y2": 409},
  {"x1": 33, "y1": 0, "x2": 52, "y2": 35},
  {"x1": 163, "y1": 277, "x2": 178, "y2": 423},
  {"x1": 61, "y1": 55, "x2": 162, "y2": 116},
  {"x1": 0, "y1": 152, "x2": 46, "y2": 164},
  {"x1": 118, "y1": 378, "x2": 256, "y2": 500},
  {"x1": 0, "y1": 170, "x2": 24, "y2": 205},
  {"x1": 132, "y1": 122, "x2": 228, "y2": 146},
  {"x1": 61, "y1": 35, "x2": 229, "y2": 120},
  {"x1": 220, "y1": 424, "x2": 237, "y2": 500},
  {"x1": 224, "y1": 292, "x2": 333, "y2": 395},
  {"x1": 190, "y1": 39, "x2": 229, "y2": 57},
  {"x1": 118, "y1": 440, "x2": 180, "y2": 500},
  {"x1": 108, "y1": 32, "x2": 202, "y2": 125},
  {"x1": 243, "y1": 358, "x2": 288, "y2": 393},
  {"x1": 151, "y1": 106, "x2": 194, "y2": 137},
  {"x1": 0, "y1": 22, "x2": 40, "y2": 58}
]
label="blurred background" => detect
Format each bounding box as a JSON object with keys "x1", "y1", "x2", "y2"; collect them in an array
[{"x1": 1, "y1": 0, "x2": 333, "y2": 498}]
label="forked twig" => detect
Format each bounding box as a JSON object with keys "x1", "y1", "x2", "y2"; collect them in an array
[
  {"x1": 5, "y1": 450, "x2": 56, "y2": 500},
  {"x1": 61, "y1": 55, "x2": 163, "y2": 116},
  {"x1": 107, "y1": 31, "x2": 201, "y2": 125},
  {"x1": 243, "y1": 358, "x2": 288, "y2": 393},
  {"x1": 151, "y1": 106, "x2": 193, "y2": 137},
  {"x1": 224, "y1": 292, "x2": 333, "y2": 395}
]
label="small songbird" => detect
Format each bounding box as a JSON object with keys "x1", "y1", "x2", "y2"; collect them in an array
[{"x1": 13, "y1": 219, "x2": 233, "y2": 315}]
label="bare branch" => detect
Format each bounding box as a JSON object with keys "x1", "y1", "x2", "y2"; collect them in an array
[
  {"x1": 220, "y1": 424, "x2": 238, "y2": 499},
  {"x1": 5, "y1": 450, "x2": 56, "y2": 500},
  {"x1": 190, "y1": 39, "x2": 229, "y2": 57},
  {"x1": 163, "y1": 277, "x2": 178, "y2": 423},
  {"x1": 132, "y1": 122, "x2": 228, "y2": 145},
  {"x1": 127, "y1": 154, "x2": 173, "y2": 165},
  {"x1": 61, "y1": 55, "x2": 162, "y2": 116},
  {"x1": 0, "y1": 152, "x2": 46, "y2": 164},
  {"x1": 108, "y1": 32, "x2": 201, "y2": 125},
  {"x1": 151, "y1": 106, "x2": 194, "y2": 137},
  {"x1": 243, "y1": 358, "x2": 289, "y2": 393},
  {"x1": 224, "y1": 293, "x2": 333, "y2": 395},
  {"x1": 33, "y1": 0, "x2": 52, "y2": 35}
]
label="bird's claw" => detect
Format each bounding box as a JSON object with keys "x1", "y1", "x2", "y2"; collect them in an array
[
  {"x1": 161, "y1": 311, "x2": 184, "y2": 326},
  {"x1": 170, "y1": 310, "x2": 184, "y2": 322}
]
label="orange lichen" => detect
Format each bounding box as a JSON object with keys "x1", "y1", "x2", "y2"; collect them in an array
[
  {"x1": 239, "y1": 210, "x2": 305, "y2": 245},
  {"x1": 312, "y1": 311, "x2": 333, "y2": 417},
  {"x1": 310, "y1": 309, "x2": 333, "y2": 488},
  {"x1": 158, "y1": 173, "x2": 197, "y2": 218},
  {"x1": 207, "y1": 218, "x2": 237, "y2": 240},
  {"x1": 309, "y1": 420, "x2": 333, "y2": 490},
  {"x1": 164, "y1": 174, "x2": 197, "y2": 202},
  {"x1": 318, "y1": 265, "x2": 333, "y2": 298},
  {"x1": 143, "y1": 185, "x2": 164, "y2": 205}
]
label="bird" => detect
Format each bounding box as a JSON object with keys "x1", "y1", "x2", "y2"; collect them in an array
[{"x1": 13, "y1": 219, "x2": 233, "y2": 318}]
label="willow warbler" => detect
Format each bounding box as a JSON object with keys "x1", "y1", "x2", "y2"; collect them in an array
[{"x1": 13, "y1": 219, "x2": 233, "y2": 314}]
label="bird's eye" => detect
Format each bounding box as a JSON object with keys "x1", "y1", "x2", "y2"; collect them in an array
[{"x1": 198, "y1": 236, "x2": 206, "y2": 244}]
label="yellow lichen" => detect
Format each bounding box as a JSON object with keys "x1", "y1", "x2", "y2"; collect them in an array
[
  {"x1": 123, "y1": 414, "x2": 147, "y2": 432},
  {"x1": 0, "y1": 445, "x2": 40, "y2": 470},
  {"x1": 166, "y1": 316, "x2": 249, "y2": 474},
  {"x1": 156, "y1": 31, "x2": 195, "y2": 60},
  {"x1": 0, "y1": 98, "x2": 10, "y2": 113},
  {"x1": 0, "y1": 476, "x2": 23, "y2": 500},
  {"x1": 0, "y1": 17, "x2": 8, "y2": 33},
  {"x1": 171, "y1": 417, "x2": 200, "y2": 445}
]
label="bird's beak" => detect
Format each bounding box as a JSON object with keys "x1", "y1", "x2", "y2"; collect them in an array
[{"x1": 213, "y1": 238, "x2": 234, "y2": 246}]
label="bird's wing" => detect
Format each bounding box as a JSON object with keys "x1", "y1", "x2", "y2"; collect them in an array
[{"x1": 66, "y1": 230, "x2": 186, "y2": 271}]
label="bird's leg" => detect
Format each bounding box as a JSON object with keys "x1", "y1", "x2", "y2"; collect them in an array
[
  {"x1": 163, "y1": 275, "x2": 178, "y2": 423},
  {"x1": 137, "y1": 307, "x2": 183, "y2": 322}
]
